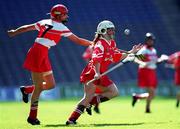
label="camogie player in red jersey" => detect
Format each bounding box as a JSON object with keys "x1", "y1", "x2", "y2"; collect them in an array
[
  {"x1": 7, "y1": 4, "x2": 92, "y2": 125},
  {"x1": 66, "y1": 20, "x2": 142, "y2": 125},
  {"x1": 132, "y1": 33, "x2": 166, "y2": 113},
  {"x1": 166, "y1": 51, "x2": 180, "y2": 107}
]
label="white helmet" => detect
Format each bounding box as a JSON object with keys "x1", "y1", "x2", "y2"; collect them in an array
[
  {"x1": 96, "y1": 20, "x2": 115, "y2": 35},
  {"x1": 145, "y1": 32, "x2": 155, "y2": 40}
]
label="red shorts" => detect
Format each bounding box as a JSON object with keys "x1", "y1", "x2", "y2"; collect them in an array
[
  {"x1": 175, "y1": 69, "x2": 180, "y2": 86},
  {"x1": 138, "y1": 68, "x2": 157, "y2": 88},
  {"x1": 80, "y1": 64, "x2": 113, "y2": 87},
  {"x1": 23, "y1": 43, "x2": 52, "y2": 72}
]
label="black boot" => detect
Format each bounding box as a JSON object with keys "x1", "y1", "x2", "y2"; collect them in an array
[
  {"x1": 66, "y1": 119, "x2": 77, "y2": 125},
  {"x1": 20, "y1": 86, "x2": 29, "y2": 103},
  {"x1": 27, "y1": 117, "x2": 40, "y2": 125},
  {"x1": 176, "y1": 100, "x2": 179, "y2": 108},
  {"x1": 132, "y1": 94, "x2": 138, "y2": 107},
  {"x1": 93, "y1": 105, "x2": 100, "y2": 114},
  {"x1": 86, "y1": 106, "x2": 92, "y2": 115},
  {"x1": 145, "y1": 108, "x2": 151, "y2": 113}
]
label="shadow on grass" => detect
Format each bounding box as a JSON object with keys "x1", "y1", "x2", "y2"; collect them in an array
[{"x1": 45, "y1": 122, "x2": 144, "y2": 127}]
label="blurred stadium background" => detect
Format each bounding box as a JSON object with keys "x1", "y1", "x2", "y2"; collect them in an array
[{"x1": 0, "y1": 0, "x2": 180, "y2": 101}]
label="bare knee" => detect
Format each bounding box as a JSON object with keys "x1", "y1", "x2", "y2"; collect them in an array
[
  {"x1": 111, "y1": 84, "x2": 119, "y2": 97},
  {"x1": 44, "y1": 82, "x2": 56, "y2": 90},
  {"x1": 108, "y1": 89, "x2": 119, "y2": 98},
  {"x1": 43, "y1": 72, "x2": 56, "y2": 90},
  {"x1": 149, "y1": 89, "x2": 155, "y2": 98},
  {"x1": 112, "y1": 90, "x2": 119, "y2": 97},
  {"x1": 103, "y1": 84, "x2": 119, "y2": 98},
  {"x1": 147, "y1": 92, "x2": 155, "y2": 100}
]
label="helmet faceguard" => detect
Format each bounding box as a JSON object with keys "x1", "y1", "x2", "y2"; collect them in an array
[
  {"x1": 96, "y1": 20, "x2": 115, "y2": 40},
  {"x1": 50, "y1": 4, "x2": 68, "y2": 19}
]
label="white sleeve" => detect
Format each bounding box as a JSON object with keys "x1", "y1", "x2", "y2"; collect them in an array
[
  {"x1": 60, "y1": 25, "x2": 73, "y2": 37},
  {"x1": 137, "y1": 47, "x2": 147, "y2": 55},
  {"x1": 94, "y1": 41, "x2": 104, "y2": 52},
  {"x1": 34, "y1": 20, "x2": 43, "y2": 31},
  {"x1": 62, "y1": 32, "x2": 73, "y2": 37}
]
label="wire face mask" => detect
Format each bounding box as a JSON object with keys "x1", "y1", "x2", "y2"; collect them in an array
[
  {"x1": 96, "y1": 20, "x2": 115, "y2": 40},
  {"x1": 105, "y1": 28, "x2": 115, "y2": 40}
]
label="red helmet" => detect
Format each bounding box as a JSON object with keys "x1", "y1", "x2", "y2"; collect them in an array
[{"x1": 50, "y1": 4, "x2": 68, "y2": 18}]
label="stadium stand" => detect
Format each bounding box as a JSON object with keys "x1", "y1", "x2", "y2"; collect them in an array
[{"x1": 0, "y1": 0, "x2": 179, "y2": 87}]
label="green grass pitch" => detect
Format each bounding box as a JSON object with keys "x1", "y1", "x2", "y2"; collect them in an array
[{"x1": 0, "y1": 97, "x2": 180, "y2": 129}]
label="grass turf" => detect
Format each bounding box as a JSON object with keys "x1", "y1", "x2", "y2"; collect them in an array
[{"x1": 0, "y1": 96, "x2": 180, "y2": 129}]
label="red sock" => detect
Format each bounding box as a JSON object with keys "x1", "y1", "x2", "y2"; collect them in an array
[
  {"x1": 29, "y1": 101, "x2": 38, "y2": 119},
  {"x1": 24, "y1": 85, "x2": 35, "y2": 94},
  {"x1": 68, "y1": 105, "x2": 85, "y2": 122}
]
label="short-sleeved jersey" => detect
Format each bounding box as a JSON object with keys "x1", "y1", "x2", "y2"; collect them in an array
[
  {"x1": 91, "y1": 38, "x2": 122, "y2": 73},
  {"x1": 34, "y1": 19, "x2": 72, "y2": 48},
  {"x1": 137, "y1": 45, "x2": 158, "y2": 69},
  {"x1": 168, "y1": 51, "x2": 180, "y2": 68}
]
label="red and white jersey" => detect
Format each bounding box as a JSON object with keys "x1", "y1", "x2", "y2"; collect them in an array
[
  {"x1": 91, "y1": 38, "x2": 122, "y2": 73},
  {"x1": 34, "y1": 19, "x2": 72, "y2": 48},
  {"x1": 137, "y1": 45, "x2": 158, "y2": 69},
  {"x1": 168, "y1": 51, "x2": 180, "y2": 68}
]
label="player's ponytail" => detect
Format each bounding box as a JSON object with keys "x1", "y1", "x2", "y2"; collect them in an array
[{"x1": 92, "y1": 34, "x2": 101, "y2": 46}]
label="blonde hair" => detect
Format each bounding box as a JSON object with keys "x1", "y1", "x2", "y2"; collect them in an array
[{"x1": 92, "y1": 34, "x2": 101, "y2": 46}]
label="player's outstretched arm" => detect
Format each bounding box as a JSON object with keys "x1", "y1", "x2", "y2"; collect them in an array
[
  {"x1": 157, "y1": 54, "x2": 169, "y2": 63},
  {"x1": 116, "y1": 44, "x2": 143, "y2": 60},
  {"x1": 7, "y1": 24, "x2": 36, "y2": 37},
  {"x1": 120, "y1": 43, "x2": 143, "y2": 60},
  {"x1": 128, "y1": 43, "x2": 143, "y2": 54},
  {"x1": 67, "y1": 34, "x2": 92, "y2": 46}
]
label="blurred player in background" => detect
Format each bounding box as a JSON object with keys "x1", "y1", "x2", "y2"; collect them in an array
[
  {"x1": 82, "y1": 45, "x2": 101, "y2": 114},
  {"x1": 7, "y1": 4, "x2": 92, "y2": 125},
  {"x1": 82, "y1": 45, "x2": 93, "y2": 63},
  {"x1": 165, "y1": 51, "x2": 180, "y2": 107},
  {"x1": 66, "y1": 20, "x2": 142, "y2": 125},
  {"x1": 132, "y1": 33, "x2": 167, "y2": 113}
]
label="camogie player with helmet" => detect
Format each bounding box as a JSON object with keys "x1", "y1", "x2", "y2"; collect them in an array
[
  {"x1": 7, "y1": 4, "x2": 92, "y2": 125},
  {"x1": 132, "y1": 33, "x2": 167, "y2": 113},
  {"x1": 66, "y1": 20, "x2": 142, "y2": 125}
]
